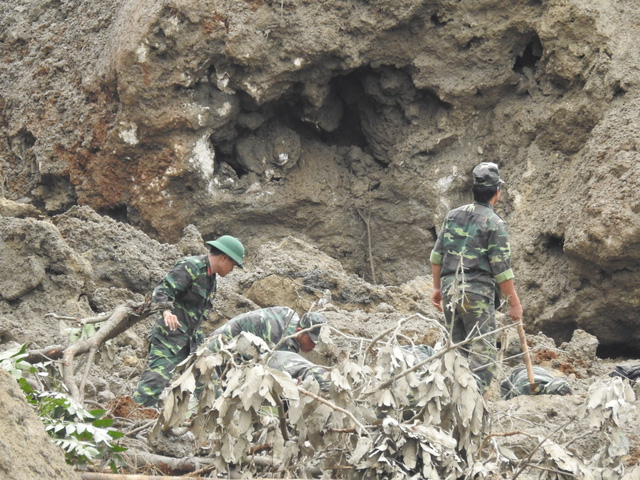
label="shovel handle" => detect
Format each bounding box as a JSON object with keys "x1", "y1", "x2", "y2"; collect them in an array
[{"x1": 517, "y1": 323, "x2": 536, "y2": 386}]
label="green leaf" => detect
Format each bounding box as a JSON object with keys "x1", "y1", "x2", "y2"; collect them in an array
[
  {"x1": 92, "y1": 418, "x2": 114, "y2": 428},
  {"x1": 0, "y1": 344, "x2": 27, "y2": 361}
]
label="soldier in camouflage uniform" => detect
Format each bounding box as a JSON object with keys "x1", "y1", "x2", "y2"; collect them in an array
[
  {"x1": 133, "y1": 235, "x2": 245, "y2": 407},
  {"x1": 207, "y1": 306, "x2": 328, "y2": 354},
  {"x1": 267, "y1": 344, "x2": 436, "y2": 398},
  {"x1": 267, "y1": 351, "x2": 331, "y2": 391},
  {"x1": 500, "y1": 366, "x2": 571, "y2": 399},
  {"x1": 430, "y1": 162, "x2": 523, "y2": 395}
]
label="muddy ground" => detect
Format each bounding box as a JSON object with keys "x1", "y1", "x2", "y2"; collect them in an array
[
  {"x1": 1, "y1": 0, "x2": 640, "y2": 477},
  {"x1": 1, "y1": 205, "x2": 639, "y2": 478}
]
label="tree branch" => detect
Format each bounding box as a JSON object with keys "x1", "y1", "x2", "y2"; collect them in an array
[
  {"x1": 357, "y1": 208, "x2": 376, "y2": 284},
  {"x1": 363, "y1": 322, "x2": 520, "y2": 395},
  {"x1": 60, "y1": 299, "x2": 171, "y2": 401},
  {"x1": 298, "y1": 387, "x2": 369, "y2": 436}
]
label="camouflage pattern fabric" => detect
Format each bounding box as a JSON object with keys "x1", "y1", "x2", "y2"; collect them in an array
[
  {"x1": 403, "y1": 344, "x2": 436, "y2": 361},
  {"x1": 500, "y1": 366, "x2": 572, "y2": 399},
  {"x1": 609, "y1": 364, "x2": 640, "y2": 381},
  {"x1": 206, "y1": 306, "x2": 304, "y2": 354},
  {"x1": 430, "y1": 201, "x2": 515, "y2": 395},
  {"x1": 267, "y1": 351, "x2": 331, "y2": 391},
  {"x1": 268, "y1": 346, "x2": 436, "y2": 397},
  {"x1": 133, "y1": 255, "x2": 217, "y2": 407},
  {"x1": 430, "y1": 202, "x2": 513, "y2": 300},
  {"x1": 442, "y1": 291, "x2": 497, "y2": 394}
]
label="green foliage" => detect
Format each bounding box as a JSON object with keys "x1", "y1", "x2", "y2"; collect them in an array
[
  {"x1": 37, "y1": 392, "x2": 126, "y2": 468},
  {"x1": 0, "y1": 344, "x2": 126, "y2": 470},
  {"x1": 0, "y1": 344, "x2": 34, "y2": 380}
]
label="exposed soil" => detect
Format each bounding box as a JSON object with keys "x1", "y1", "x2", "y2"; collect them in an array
[
  {"x1": 0, "y1": 206, "x2": 639, "y2": 478},
  {"x1": 1, "y1": 0, "x2": 640, "y2": 478}
]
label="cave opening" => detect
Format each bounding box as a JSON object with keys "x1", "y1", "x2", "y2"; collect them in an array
[
  {"x1": 97, "y1": 204, "x2": 130, "y2": 224},
  {"x1": 597, "y1": 343, "x2": 640, "y2": 360},
  {"x1": 216, "y1": 68, "x2": 376, "y2": 178},
  {"x1": 513, "y1": 34, "x2": 543, "y2": 73},
  {"x1": 318, "y1": 69, "x2": 370, "y2": 149},
  {"x1": 540, "y1": 233, "x2": 565, "y2": 256}
]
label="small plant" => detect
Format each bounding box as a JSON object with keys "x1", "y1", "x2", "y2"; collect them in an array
[
  {"x1": 1, "y1": 344, "x2": 126, "y2": 471},
  {"x1": 0, "y1": 344, "x2": 34, "y2": 380},
  {"x1": 36, "y1": 391, "x2": 126, "y2": 469}
]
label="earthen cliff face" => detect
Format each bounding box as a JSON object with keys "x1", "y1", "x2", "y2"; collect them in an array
[{"x1": 1, "y1": 0, "x2": 639, "y2": 352}]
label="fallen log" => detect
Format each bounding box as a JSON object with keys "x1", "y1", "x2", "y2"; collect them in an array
[
  {"x1": 52, "y1": 298, "x2": 171, "y2": 402},
  {"x1": 80, "y1": 475, "x2": 193, "y2": 480},
  {"x1": 79, "y1": 474, "x2": 307, "y2": 480}
]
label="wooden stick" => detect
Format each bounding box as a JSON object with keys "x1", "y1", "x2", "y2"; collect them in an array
[
  {"x1": 61, "y1": 299, "x2": 171, "y2": 401},
  {"x1": 357, "y1": 208, "x2": 376, "y2": 284},
  {"x1": 517, "y1": 322, "x2": 537, "y2": 392}
]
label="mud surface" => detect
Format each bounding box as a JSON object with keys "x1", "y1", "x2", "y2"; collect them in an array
[
  {"x1": 1, "y1": 207, "x2": 639, "y2": 477},
  {"x1": 1, "y1": 0, "x2": 640, "y2": 477},
  {"x1": 1, "y1": 0, "x2": 639, "y2": 352}
]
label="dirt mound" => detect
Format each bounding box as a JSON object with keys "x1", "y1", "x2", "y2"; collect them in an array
[
  {"x1": 0, "y1": 368, "x2": 81, "y2": 480},
  {"x1": 1, "y1": 205, "x2": 639, "y2": 477},
  {"x1": 2, "y1": 0, "x2": 639, "y2": 353}
]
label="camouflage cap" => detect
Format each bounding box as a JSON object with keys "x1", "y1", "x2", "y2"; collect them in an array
[
  {"x1": 298, "y1": 312, "x2": 328, "y2": 343},
  {"x1": 472, "y1": 162, "x2": 505, "y2": 187}
]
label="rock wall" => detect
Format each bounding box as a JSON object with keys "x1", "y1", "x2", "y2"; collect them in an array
[{"x1": 1, "y1": 0, "x2": 639, "y2": 351}]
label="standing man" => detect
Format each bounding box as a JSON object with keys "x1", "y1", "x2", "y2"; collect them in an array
[
  {"x1": 207, "y1": 306, "x2": 327, "y2": 354},
  {"x1": 133, "y1": 235, "x2": 245, "y2": 407},
  {"x1": 430, "y1": 162, "x2": 523, "y2": 395}
]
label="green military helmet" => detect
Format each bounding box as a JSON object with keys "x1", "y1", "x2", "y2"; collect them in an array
[{"x1": 206, "y1": 235, "x2": 245, "y2": 269}]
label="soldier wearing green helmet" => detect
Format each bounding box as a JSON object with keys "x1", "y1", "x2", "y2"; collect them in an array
[
  {"x1": 133, "y1": 235, "x2": 245, "y2": 407},
  {"x1": 430, "y1": 162, "x2": 523, "y2": 396}
]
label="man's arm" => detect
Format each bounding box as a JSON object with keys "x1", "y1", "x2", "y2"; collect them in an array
[
  {"x1": 498, "y1": 278, "x2": 523, "y2": 322},
  {"x1": 153, "y1": 259, "x2": 196, "y2": 331}
]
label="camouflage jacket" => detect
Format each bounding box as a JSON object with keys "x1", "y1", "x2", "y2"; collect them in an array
[
  {"x1": 207, "y1": 306, "x2": 302, "y2": 353},
  {"x1": 152, "y1": 255, "x2": 217, "y2": 341},
  {"x1": 500, "y1": 366, "x2": 572, "y2": 399},
  {"x1": 430, "y1": 202, "x2": 514, "y2": 300},
  {"x1": 267, "y1": 351, "x2": 331, "y2": 392}
]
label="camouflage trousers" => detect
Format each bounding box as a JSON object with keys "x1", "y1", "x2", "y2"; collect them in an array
[
  {"x1": 442, "y1": 291, "x2": 497, "y2": 394},
  {"x1": 133, "y1": 320, "x2": 204, "y2": 407}
]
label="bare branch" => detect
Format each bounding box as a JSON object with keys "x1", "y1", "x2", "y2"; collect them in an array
[
  {"x1": 357, "y1": 208, "x2": 376, "y2": 284},
  {"x1": 23, "y1": 345, "x2": 66, "y2": 363},
  {"x1": 511, "y1": 417, "x2": 577, "y2": 480},
  {"x1": 60, "y1": 299, "x2": 171, "y2": 401},
  {"x1": 78, "y1": 347, "x2": 97, "y2": 403},
  {"x1": 364, "y1": 322, "x2": 520, "y2": 395},
  {"x1": 298, "y1": 387, "x2": 370, "y2": 436}
]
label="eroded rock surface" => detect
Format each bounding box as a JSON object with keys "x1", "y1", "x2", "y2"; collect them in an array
[
  {"x1": 0, "y1": 206, "x2": 639, "y2": 476},
  {"x1": 1, "y1": 1, "x2": 639, "y2": 362}
]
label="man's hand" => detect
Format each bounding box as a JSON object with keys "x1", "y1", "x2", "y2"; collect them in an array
[
  {"x1": 431, "y1": 288, "x2": 443, "y2": 312},
  {"x1": 163, "y1": 310, "x2": 181, "y2": 331},
  {"x1": 498, "y1": 278, "x2": 523, "y2": 322},
  {"x1": 430, "y1": 264, "x2": 443, "y2": 312},
  {"x1": 509, "y1": 300, "x2": 523, "y2": 322}
]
